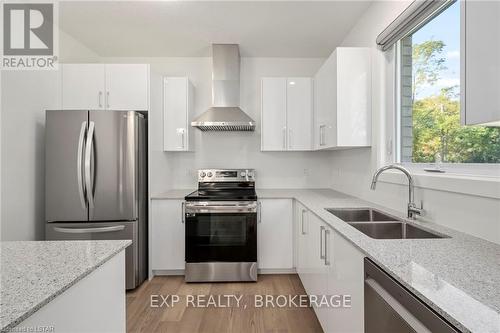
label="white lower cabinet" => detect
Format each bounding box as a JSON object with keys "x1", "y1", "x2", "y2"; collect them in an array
[
  {"x1": 151, "y1": 199, "x2": 185, "y2": 271},
  {"x1": 324, "y1": 231, "x2": 365, "y2": 333},
  {"x1": 295, "y1": 200, "x2": 365, "y2": 333},
  {"x1": 295, "y1": 201, "x2": 309, "y2": 276},
  {"x1": 258, "y1": 199, "x2": 293, "y2": 270}
]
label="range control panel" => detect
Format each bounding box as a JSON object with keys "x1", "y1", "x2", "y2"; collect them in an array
[{"x1": 198, "y1": 169, "x2": 255, "y2": 182}]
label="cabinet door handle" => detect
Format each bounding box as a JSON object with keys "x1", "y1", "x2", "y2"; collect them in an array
[
  {"x1": 257, "y1": 201, "x2": 262, "y2": 223},
  {"x1": 181, "y1": 202, "x2": 185, "y2": 223},
  {"x1": 301, "y1": 209, "x2": 307, "y2": 235},
  {"x1": 288, "y1": 128, "x2": 293, "y2": 149},
  {"x1": 177, "y1": 129, "x2": 185, "y2": 150},
  {"x1": 320, "y1": 226, "x2": 325, "y2": 259},
  {"x1": 106, "y1": 91, "x2": 110, "y2": 108},
  {"x1": 324, "y1": 229, "x2": 330, "y2": 266},
  {"x1": 282, "y1": 127, "x2": 287, "y2": 150},
  {"x1": 320, "y1": 125, "x2": 326, "y2": 146},
  {"x1": 98, "y1": 91, "x2": 103, "y2": 108}
]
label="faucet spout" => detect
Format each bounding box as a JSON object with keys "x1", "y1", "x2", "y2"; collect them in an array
[{"x1": 370, "y1": 164, "x2": 422, "y2": 219}]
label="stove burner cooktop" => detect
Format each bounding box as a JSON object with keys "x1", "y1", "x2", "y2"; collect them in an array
[{"x1": 185, "y1": 169, "x2": 257, "y2": 202}]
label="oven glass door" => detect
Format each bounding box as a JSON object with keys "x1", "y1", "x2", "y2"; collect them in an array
[{"x1": 185, "y1": 211, "x2": 257, "y2": 262}]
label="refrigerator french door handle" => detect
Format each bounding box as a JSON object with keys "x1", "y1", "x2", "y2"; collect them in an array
[
  {"x1": 77, "y1": 121, "x2": 87, "y2": 210},
  {"x1": 53, "y1": 225, "x2": 126, "y2": 234},
  {"x1": 85, "y1": 121, "x2": 95, "y2": 216}
]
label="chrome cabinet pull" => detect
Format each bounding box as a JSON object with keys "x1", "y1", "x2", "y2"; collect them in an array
[
  {"x1": 320, "y1": 226, "x2": 325, "y2": 259},
  {"x1": 282, "y1": 127, "x2": 287, "y2": 150},
  {"x1": 54, "y1": 225, "x2": 125, "y2": 234},
  {"x1": 324, "y1": 229, "x2": 330, "y2": 266},
  {"x1": 176, "y1": 129, "x2": 186, "y2": 150},
  {"x1": 182, "y1": 202, "x2": 185, "y2": 223},
  {"x1": 98, "y1": 91, "x2": 103, "y2": 108},
  {"x1": 77, "y1": 121, "x2": 87, "y2": 210},
  {"x1": 301, "y1": 209, "x2": 307, "y2": 235},
  {"x1": 288, "y1": 128, "x2": 293, "y2": 149},
  {"x1": 319, "y1": 125, "x2": 326, "y2": 146},
  {"x1": 106, "y1": 91, "x2": 110, "y2": 108}
]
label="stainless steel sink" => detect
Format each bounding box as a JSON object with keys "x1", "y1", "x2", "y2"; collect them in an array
[
  {"x1": 348, "y1": 222, "x2": 446, "y2": 239},
  {"x1": 326, "y1": 208, "x2": 399, "y2": 222},
  {"x1": 325, "y1": 208, "x2": 447, "y2": 239}
]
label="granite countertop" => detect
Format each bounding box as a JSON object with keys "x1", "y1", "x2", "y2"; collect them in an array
[
  {"x1": 0, "y1": 240, "x2": 131, "y2": 332},
  {"x1": 153, "y1": 188, "x2": 500, "y2": 332}
]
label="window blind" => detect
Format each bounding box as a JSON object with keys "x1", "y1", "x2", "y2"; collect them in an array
[{"x1": 376, "y1": 0, "x2": 456, "y2": 51}]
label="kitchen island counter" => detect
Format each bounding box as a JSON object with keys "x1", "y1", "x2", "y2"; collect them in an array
[{"x1": 0, "y1": 240, "x2": 131, "y2": 332}]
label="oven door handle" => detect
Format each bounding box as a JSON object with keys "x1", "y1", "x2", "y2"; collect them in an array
[{"x1": 185, "y1": 202, "x2": 258, "y2": 213}]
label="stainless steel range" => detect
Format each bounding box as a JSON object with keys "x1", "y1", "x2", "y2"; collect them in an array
[{"x1": 184, "y1": 169, "x2": 258, "y2": 282}]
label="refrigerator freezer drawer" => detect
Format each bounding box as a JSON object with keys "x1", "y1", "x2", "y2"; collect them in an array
[{"x1": 46, "y1": 221, "x2": 144, "y2": 290}]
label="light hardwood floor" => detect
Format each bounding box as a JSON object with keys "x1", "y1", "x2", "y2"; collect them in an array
[{"x1": 127, "y1": 274, "x2": 323, "y2": 333}]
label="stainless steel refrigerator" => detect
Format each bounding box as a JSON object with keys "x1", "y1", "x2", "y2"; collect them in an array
[{"x1": 45, "y1": 110, "x2": 148, "y2": 290}]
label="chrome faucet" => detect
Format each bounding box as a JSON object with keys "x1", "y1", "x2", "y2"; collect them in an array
[{"x1": 370, "y1": 164, "x2": 424, "y2": 219}]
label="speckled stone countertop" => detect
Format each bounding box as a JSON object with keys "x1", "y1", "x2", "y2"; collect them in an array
[
  {"x1": 0, "y1": 240, "x2": 131, "y2": 332},
  {"x1": 153, "y1": 188, "x2": 500, "y2": 332}
]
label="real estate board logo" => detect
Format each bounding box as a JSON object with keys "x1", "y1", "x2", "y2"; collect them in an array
[{"x1": 1, "y1": 1, "x2": 58, "y2": 70}]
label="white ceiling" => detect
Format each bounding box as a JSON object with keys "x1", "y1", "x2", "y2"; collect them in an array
[{"x1": 59, "y1": 1, "x2": 371, "y2": 58}]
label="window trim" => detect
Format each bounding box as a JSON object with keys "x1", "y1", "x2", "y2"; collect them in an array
[{"x1": 377, "y1": 169, "x2": 500, "y2": 200}]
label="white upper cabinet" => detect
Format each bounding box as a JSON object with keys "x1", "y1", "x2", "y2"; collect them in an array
[
  {"x1": 286, "y1": 78, "x2": 313, "y2": 150},
  {"x1": 62, "y1": 64, "x2": 106, "y2": 110},
  {"x1": 61, "y1": 64, "x2": 149, "y2": 111},
  {"x1": 163, "y1": 77, "x2": 194, "y2": 151},
  {"x1": 261, "y1": 78, "x2": 287, "y2": 151},
  {"x1": 105, "y1": 64, "x2": 149, "y2": 110},
  {"x1": 461, "y1": 0, "x2": 500, "y2": 126},
  {"x1": 261, "y1": 77, "x2": 313, "y2": 151},
  {"x1": 314, "y1": 47, "x2": 371, "y2": 149}
]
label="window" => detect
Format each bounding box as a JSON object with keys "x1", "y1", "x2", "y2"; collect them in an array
[{"x1": 397, "y1": 2, "x2": 500, "y2": 166}]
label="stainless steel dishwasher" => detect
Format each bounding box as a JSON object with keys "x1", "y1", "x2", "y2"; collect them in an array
[{"x1": 364, "y1": 258, "x2": 459, "y2": 333}]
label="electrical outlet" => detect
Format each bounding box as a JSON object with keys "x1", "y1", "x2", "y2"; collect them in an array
[{"x1": 303, "y1": 168, "x2": 310, "y2": 176}]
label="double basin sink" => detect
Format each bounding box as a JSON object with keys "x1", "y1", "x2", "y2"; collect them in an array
[{"x1": 326, "y1": 208, "x2": 447, "y2": 239}]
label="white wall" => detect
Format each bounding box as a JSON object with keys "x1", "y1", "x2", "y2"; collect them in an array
[
  {"x1": 59, "y1": 30, "x2": 100, "y2": 63},
  {"x1": 102, "y1": 57, "x2": 333, "y2": 193},
  {"x1": 1, "y1": 71, "x2": 60, "y2": 240},
  {"x1": 0, "y1": 30, "x2": 99, "y2": 241},
  {"x1": 329, "y1": 1, "x2": 500, "y2": 244}
]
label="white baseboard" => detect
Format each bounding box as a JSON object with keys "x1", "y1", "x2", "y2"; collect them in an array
[
  {"x1": 259, "y1": 268, "x2": 296, "y2": 274},
  {"x1": 152, "y1": 268, "x2": 297, "y2": 276}
]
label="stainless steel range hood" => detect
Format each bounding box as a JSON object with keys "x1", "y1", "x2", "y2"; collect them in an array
[{"x1": 191, "y1": 44, "x2": 255, "y2": 131}]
